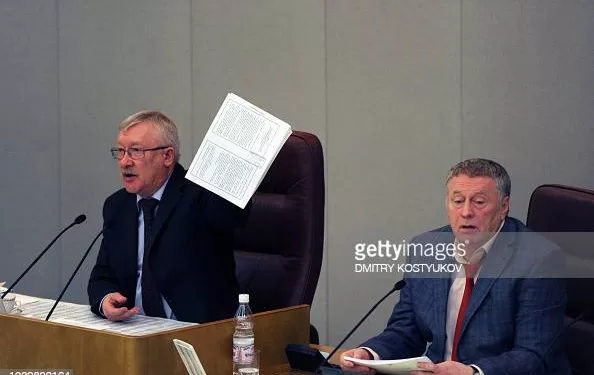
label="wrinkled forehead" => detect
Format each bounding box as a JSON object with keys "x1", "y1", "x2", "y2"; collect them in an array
[{"x1": 446, "y1": 175, "x2": 498, "y2": 196}]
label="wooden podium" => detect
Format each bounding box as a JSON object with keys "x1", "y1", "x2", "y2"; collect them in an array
[{"x1": 0, "y1": 305, "x2": 309, "y2": 375}]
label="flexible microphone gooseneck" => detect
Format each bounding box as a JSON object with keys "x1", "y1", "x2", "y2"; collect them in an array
[
  {"x1": 315, "y1": 279, "x2": 407, "y2": 375},
  {"x1": 45, "y1": 227, "x2": 104, "y2": 321},
  {"x1": 1, "y1": 214, "x2": 86, "y2": 299}
]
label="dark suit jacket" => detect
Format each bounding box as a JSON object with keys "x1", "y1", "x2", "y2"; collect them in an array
[
  {"x1": 363, "y1": 217, "x2": 572, "y2": 375},
  {"x1": 88, "y1": 163, "x2": 250, "y2": 323}
]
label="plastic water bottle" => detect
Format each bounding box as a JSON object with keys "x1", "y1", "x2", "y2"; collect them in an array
[{"x1": 232, "y1": 294, "x2": 254, "y2": 375}]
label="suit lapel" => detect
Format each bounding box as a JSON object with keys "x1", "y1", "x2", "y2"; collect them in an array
[
  {"x1": 434, "y1": 276, "x2": 452, "y2": 347},
  {"x1": 146, "y1": 164, "x2": 185, "y2": 254},
  {"x1": 120, "y1": 193, "x2": 140, "y2": 279},
  {"x1": 431, "y1": 230, "x2": 455, "y2": 353},
  {"x1": 459, "y1": 219, "x2": 518, "y2": 338}
]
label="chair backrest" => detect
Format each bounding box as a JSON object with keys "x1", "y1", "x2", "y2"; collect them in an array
[
  {"x1": 526, "y1": 184, "x2": 594, "y2": 320},
  {"x1": 526, "y1": 184, "x2": 594, "y2": 375},
  {"x1": 233, "y1": 131, "x2": 325, "y2": 314}
]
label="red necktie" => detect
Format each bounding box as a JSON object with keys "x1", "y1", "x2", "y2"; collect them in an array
[{"x1": 451, "y1": 262, "x2": 481, "y2": 362}]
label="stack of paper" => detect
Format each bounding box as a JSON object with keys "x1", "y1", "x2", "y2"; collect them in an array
[{"x1": 12, "y1": 294, "x2": 197, "y2": 336}]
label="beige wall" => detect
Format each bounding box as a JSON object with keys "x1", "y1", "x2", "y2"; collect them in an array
[{"x1": 1, "y1": 0, "x2": 593, "y2": 347}]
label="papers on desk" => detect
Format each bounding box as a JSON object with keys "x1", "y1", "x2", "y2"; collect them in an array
[
  {"x1": 185, "y1": 93, "x2": 292, "y2": 208},
  {"x1": 343, "y1": 356, "x2": 433, "y2": 374},
  {"x1": 13, "y1": 294, "x2": 197, "y2": 336}
]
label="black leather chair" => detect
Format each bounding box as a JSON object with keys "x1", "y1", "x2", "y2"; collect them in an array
[
  {"x1": 233, "y1": 131, "x2": 325, "y2": 343},
  {"x1": 526, "y1": 184, "x2": 594, "y2": 375}
]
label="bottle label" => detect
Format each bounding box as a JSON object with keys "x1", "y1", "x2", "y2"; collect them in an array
[{"x1": 233, "y1": 344, "x2": 255, "y2": 363}]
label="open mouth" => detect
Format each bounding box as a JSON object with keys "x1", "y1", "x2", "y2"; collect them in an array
[{"x1": 122, "y1": 171, "x2": 138, "y2": 182}]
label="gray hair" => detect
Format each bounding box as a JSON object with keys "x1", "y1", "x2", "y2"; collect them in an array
[
  {"x1": 119, "y1": 110, "x2": 181, "y2": 162},
  {"x1": 446, "y1": 158, "x2": 511, "y2": 200}
]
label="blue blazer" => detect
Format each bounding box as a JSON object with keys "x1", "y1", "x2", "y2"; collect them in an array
[
  {"x1": 363, "y1": 217, "x2": 572, "y2": 375},
  {"x1": 88, "y1": 163, "x2": 250, "y2": 323}
]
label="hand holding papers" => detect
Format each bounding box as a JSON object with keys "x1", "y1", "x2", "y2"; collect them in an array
[
  {"x1": 185, "y1": 93, "x2": 292, "y2": 208},
  {"x1": 342, "y1": 356, "x2": 433, "y2": 374}
]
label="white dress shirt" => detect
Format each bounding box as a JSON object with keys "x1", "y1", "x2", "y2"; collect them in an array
[{"x1": 444, "y1": 221, "x2": 504, "y2": 375}]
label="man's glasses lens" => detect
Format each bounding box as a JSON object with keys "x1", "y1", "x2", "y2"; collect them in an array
[
  {"x1": 110, "y1": 146, "x2": 170, "y2": 160},
  {"x1": 110, "y1": 148, "x2": 125, "y2": 159}
]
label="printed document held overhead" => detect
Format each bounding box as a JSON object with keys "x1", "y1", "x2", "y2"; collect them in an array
[{"x1": 185, "y1": 93, "x2": 292, "y2": 208}]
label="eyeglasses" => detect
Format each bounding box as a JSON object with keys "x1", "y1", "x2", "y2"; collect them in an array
[{"x1": 110, "y1": 146, "x2": 171, "y2": 160}]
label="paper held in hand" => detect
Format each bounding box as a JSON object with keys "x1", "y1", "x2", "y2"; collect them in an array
[
  {"x1": 185, "y1": 93, "x2": 292, "y2": 208},
  {"x1": 342, "y1": 355, "x2": 433, "y2": 374}
]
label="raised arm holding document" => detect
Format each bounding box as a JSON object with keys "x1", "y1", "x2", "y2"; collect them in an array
[
  {"x1": 88, "y1": 95, "x2": 291, "y2": 323},
  {"x1": 88, "y1": 109, "x2": 250, "y2": 324}
]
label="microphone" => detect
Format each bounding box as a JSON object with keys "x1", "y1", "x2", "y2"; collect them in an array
[
  {"x1": 45, "y1": 226, "x2": 104, "y2": 321},
  {"x1": 1, "y1": 214, "x2": 86, "y2": 299},
  {"x1": 315, "y1": 279, "x2": 406, "y2": 375}
]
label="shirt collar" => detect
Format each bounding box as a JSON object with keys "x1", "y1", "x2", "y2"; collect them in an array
[{"x1": 136, "y1": 174, "x2": 171, "y2": 206}]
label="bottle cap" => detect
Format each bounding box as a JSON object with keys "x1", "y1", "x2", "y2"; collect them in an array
[{"x1": 239, "y1": 294, "x2": 250, "y2": 303}]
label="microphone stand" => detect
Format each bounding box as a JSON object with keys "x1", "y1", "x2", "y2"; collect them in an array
[
  {"x1": 45, "y1": 228, "x2": 103, "y2": 321},
  {"x1": 315, "y1": 280, "x2": 406, "y2": 375},
  {"x1": 1, "y1": 214, "x2": 86, "y2": 299}
]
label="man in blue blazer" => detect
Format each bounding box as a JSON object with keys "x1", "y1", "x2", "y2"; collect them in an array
[
  {"x1": 341, "y1": 159, "x2": 571, "y2": 375},
  {"x1": 88, "y1": 110, "x2": 250, "y2": 323}
]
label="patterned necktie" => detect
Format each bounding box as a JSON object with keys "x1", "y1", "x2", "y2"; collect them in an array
[
  {"x1": 139, "y1": 198, "x2": 166, "y2": 318},
  {"x1": 451, "y1": 251, "x2": 485, "y2": 361}
]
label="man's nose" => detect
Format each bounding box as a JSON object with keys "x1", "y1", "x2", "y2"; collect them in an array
[
  {"x1": 119, "y1": 152, "x2": 134, "y2": 167},
  {"x1": 461, "y1": 201, "x2": 474, "y2": 218}
]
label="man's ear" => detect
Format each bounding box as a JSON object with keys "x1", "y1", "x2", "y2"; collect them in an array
[
  {"x1": 163, "y1": 147, "x2": 175, "y2": 167},
  {"x1": 501, "y1": 196, "x2": 510, "y2": 218}
]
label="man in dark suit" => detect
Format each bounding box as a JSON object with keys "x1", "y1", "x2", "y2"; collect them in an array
[
  {"x1": 88, "y1": 110, "x2": 250, "y2": 323},
  {"x1": 341, "y1": 158, "x2": 571, "y2": 375}
]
